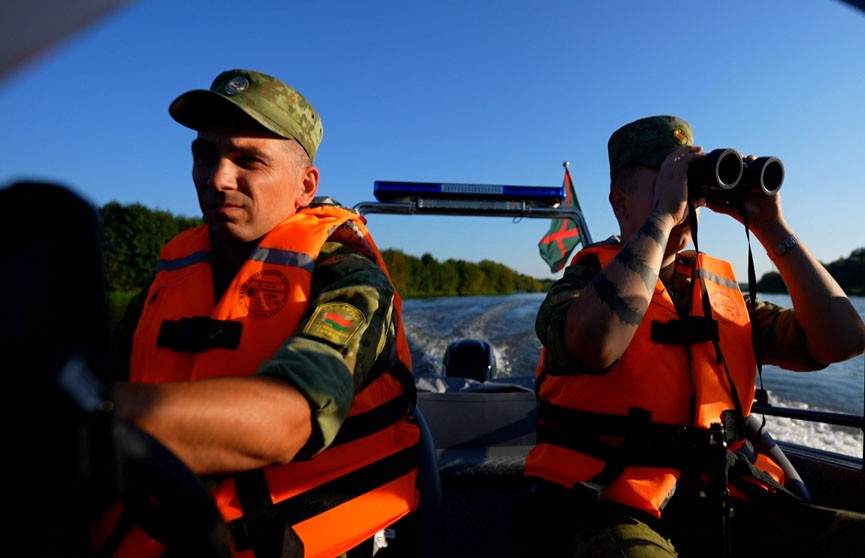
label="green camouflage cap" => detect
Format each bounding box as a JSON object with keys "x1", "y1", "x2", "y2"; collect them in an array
[
  {"x1": 607, "y1": 115, "x2": 693, "y2": 177},
  {"x1": 169, "y1": 69, "x2": 324, "y2": 162}
]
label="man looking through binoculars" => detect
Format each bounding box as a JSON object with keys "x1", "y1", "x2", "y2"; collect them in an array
[{"x1": 520, "y1": 115, "x2": 865, "y2": 558}]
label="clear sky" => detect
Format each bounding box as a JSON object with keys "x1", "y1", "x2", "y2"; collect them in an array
[{"x1": 2, "y1": 0, "x2": 863, "y2": 281}]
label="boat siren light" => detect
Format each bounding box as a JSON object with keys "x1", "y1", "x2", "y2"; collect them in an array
[{"x1": 373, "y1": 180, "x2": 564, "y2": 206}]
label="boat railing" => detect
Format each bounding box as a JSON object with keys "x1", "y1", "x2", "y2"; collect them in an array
[{"x1": 752, "y1": 398, "x2": 865, "y2": 465}]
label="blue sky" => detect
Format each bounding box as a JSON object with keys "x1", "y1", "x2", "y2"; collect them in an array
[{"x1": 2, "y1": 0, "x2": 864, "y2": 281}]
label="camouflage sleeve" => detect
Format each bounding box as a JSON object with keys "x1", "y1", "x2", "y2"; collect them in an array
[
  {"x1": 748, "y1": 297, "x2": 828, "y2": 371},
  {"x1": 256, "y1": 239, "x2": 397, "y2": 456},
  {"x1": 535, "y1": 253, "x2": 609, "y2": 374}
]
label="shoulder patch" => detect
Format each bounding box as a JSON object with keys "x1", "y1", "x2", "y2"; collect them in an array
[{"x1": 304, "y1": 302, "x2": 366, "y2": 346}]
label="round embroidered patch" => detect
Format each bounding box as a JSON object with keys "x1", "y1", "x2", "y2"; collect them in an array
[{"x1": 239, "y1": 270, "x2": 289, "y2": 319}]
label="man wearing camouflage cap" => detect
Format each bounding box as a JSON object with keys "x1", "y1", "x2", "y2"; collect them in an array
[
  {"x1": 92, "y1": 69, "x2": 421, "y2": 557},
  {"x1": 521, "y1": 115, "x2": 865, "y2": 557}
]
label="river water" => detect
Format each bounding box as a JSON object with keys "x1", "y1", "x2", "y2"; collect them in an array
[{"x1": 402, "y1": 293, "x2": 865, "y2": 458}]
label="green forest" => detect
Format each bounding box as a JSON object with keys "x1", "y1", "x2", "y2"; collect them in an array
[
  {"x1": 98, "y1": 202, "x2": 552, "y2": 310},
  {"x1": 756, "y1": 248, "x2": 865, "y2": 296},
  {"x1": 99, "y1": 202, "x2": 864, "y2": 307}
]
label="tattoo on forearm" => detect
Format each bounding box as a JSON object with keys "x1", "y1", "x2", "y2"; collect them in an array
[
  {"x1": 638, "y1": 213, "x2": 668, "y2": 247},
  {"x1": 618, "y1": 245, "x2": 658, "y2": 292},
  {"x1": 593, "y1": 274, "x2": 645, "y2": 326}
]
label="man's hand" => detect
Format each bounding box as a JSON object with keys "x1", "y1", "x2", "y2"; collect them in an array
[
  {"x1": 656, "y1": 145, "x2": 705, "y2": 228},
  {"x1": 706, "y1": 154, "x2": 784, "y2": 236}
]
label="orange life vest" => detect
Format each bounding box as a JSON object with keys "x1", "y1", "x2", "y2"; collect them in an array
[
  {"x1": 525, "y1": 245, "x2": 785, "y2": 518},
  {"x1": 94, "y1": 204, "x2": 419, "y2": 557}
]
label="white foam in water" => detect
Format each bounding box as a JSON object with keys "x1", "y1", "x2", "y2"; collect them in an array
[
  {"x1": 759, "y1": 390, "x2": 863, "y2": 458},
  {"x1": 404, "y1": 294, "x2": 865, "y2": 459}
]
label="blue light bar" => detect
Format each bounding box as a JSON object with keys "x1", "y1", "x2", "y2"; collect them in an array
[{"x1": 373, "y1": 180, "x2": 564, "y2": 205}]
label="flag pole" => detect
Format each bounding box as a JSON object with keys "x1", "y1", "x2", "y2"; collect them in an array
[{"x1": 537, "y1": 161, "x2": 587, "y2": 273}]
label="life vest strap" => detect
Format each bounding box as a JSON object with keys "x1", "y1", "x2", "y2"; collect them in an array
[
  {"x1": 537, "y1": 421, "x2": 720, "y2": 472},
  {"x1": 537, "y1": 402, "x2": 801, "y2": 506},
  {"x1": 233, "y1": 468, "x2": 304, "y2": 558},
  {"x1": 538, "y1": 403, "x2": 742, "y2": 446},
  {"x1": 331, "y1": 390, "x2": 413, "y2": 447},
  {"x1": 536, "y1": 405, "x2": 743, "y2": 471},
  {"x1": 156, "y1": 317, "x2": 242, "y2": 352},
  {"x1": 230, "y1": 444, "x2": 419, "y2": 553},
  {"x1": 650, "y1": 316, "x2": 719, "y2": 345}
]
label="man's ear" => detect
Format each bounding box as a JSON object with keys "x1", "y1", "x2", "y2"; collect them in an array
[
  {"x1": 609, "y1": 187, "x2": 628, "y2": 220},
  {"x1": 296, "y1": 166, "x2": 320, "y2": 207}
]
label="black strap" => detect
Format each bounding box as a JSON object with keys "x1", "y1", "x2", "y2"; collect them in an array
[
  {"x1": 537, "y1": 402, "x2": 803, "y2": 508},
  {"x1": 157, "y1": 317, "x2": 242, "y2": 352},
  {"x1": 233, "y1": 470, "x2": 304, "y2": 558},
  {"x1": 732, "y1": 197, "x2": 770, "y2": 438},
  {"x1": 537, "y1": 403, "x2": 747, "y2": 513},
  {"x1": 538, "y1": 401, "x2": 742, "y2": 446},
  {"x1": 330, "y1": 391, "x2": 413, "y2": 447},
  {"x1": 230, "y1": 444, "x2": 418, "y2": 553},
  {"x1": 537, "y1": 404, "x2": 743, "y2": 471},
  {"x1": 651, "y1": 315, "x2": 719, "y2": 344}
]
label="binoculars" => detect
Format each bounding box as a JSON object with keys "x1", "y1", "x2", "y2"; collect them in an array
[{"x1": 687, "y1": 148, "x2": 784, "y2": 201}]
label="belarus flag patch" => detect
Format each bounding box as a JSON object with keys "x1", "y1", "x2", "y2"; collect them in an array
[{"x1": 304, "y1": 302, "x2": 365, "y2": 346}]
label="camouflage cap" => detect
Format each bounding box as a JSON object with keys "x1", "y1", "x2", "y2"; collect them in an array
[
  {"x1": 169, "y1": 69, "x2": 324, "y2": 162},
  {"x1": 607, "y1": 115, "x2": 693, "y2": 177}
]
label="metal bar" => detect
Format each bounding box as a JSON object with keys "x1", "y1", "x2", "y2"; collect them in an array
[
  {"x1": 753, "y1": 400, "x2": 865, "y2": 470},
  {"x1": 750, "y1": 403, "x2": 864, "y2": 430},
  {"x1": 353, "y1": 200, "x2": 593, "y2": 245}
]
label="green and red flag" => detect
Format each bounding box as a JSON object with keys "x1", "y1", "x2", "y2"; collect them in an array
[
  {"x1": 538, "y1": 163, "x2": 582, "y2": 273},
  {"x1": 324, "y1": 311, "x2": 355, "y2": 330}
]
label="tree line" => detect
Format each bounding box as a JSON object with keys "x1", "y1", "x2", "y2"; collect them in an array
[
  {"x1": 756, "y1": 247, "x2": 865, "y2": 296},
  {"x1": 99, "y1": 201, "x2": 863, "y2": 299},
  {"x1": 381, "y1": 249, "x2": 550, "y2": 297},
  {"x1": 98, "y1": 202, "x2": 552, "y2": 299}
]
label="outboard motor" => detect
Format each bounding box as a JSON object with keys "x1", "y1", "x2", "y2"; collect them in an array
[{"x1": 443, "y1": 339, "x2": 496, "y2": 382}]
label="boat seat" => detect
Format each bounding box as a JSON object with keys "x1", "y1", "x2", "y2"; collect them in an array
[
  {"x1": 417, "y1": 390, "x2": 537, "y2": 451},
  {"x1": 416, "y1": 390, "x2": 536, "y2": 558}
]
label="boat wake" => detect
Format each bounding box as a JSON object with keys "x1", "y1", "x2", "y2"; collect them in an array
[{"x1": 403, "y1": 293, "x2": 864, "y2": 458}]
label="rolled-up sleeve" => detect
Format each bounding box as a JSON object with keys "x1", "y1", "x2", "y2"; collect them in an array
[
  {"x1": 748, "y1": 298, "x2": 828, "y2": 372},
  {"x1": 536, "y1": 256, "x2": 605, "y2": 374},
  {"x1": 256, "y1": 240, "x2": 397, "y2": 456}
]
